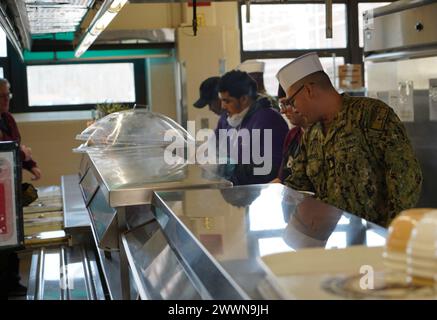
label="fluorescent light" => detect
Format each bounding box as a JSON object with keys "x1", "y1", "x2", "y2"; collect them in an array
[{"x1": 74, "y1": 0, "x2": 128, "y2": 58}]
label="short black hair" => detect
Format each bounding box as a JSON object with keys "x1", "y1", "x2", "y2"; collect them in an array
[
  {"x1": 297, "y1": 71, "x2": 333, "y2": 90},
  {"x1": 218, "y1": 70, "x2": 258, "y2": 100},
  {"x1": 277, "y1": 85, "x2": 286, "y2": 99}
]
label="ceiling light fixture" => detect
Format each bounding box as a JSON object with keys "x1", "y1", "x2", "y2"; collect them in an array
[{"x1": 74, "y1": 0, "x2": 128, "y2": 58}]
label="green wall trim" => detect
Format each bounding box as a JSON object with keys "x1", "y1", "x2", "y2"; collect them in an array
[{"x1": 23, "y1": 48, "x2": 172, "y2": 62}]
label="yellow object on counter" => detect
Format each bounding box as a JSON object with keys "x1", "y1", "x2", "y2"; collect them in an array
[
  {"x1": 383, "y1": 208, "x2": 433, "y2": 272},
  {"x1": 406, "y1": 210, "x2": 437, "y2": 285}
]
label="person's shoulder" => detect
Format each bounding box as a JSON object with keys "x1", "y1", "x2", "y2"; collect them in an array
[
  {"x1": 300, "y1": 122, "x2": 319, "y2": 146},
  {"x1": 344, "y1": 95, "x2": 390, "y2": 113},
  {"x1": 2, "y1": 111, "x2": 14, "y2": 118},
  {"x1": 257, "y1": 93, "x2": 275, "y2": 102},
  {"x1": 285, "y1": 126, "x2": 302, "y2": 142},
  {"x1": 248, "y1": 108, "x2": 288, "y2": 134},
  {"x1": 218, "y1": 112, "x2": 227, "y2": 120},
  {"x1": 343, "y1": 95, "x2": 393, "y2": 130},
  {"x1": 216, "y1": 112, "x2": 228, "y2": 127},
  {"x1": 289, "y1": 126, "x2": 301, "y2": 135},
  {"x1": 259, "y1": 92, "x2": 279, "y2": 104},
  {"x1": 257, "y1": 107, "x2": 288, "y2": 126},
  {"x1": 2, "y1": 112, "x2": 17, "y2": 123},
  {"x1": 251, "y1": 102, "x2": 276, "y2": 116},
  {"x1": 254, "y1": 97, "x2": 282, "y2": 114}
]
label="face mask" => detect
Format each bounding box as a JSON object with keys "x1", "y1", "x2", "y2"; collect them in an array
[{"x1": 226, "y1": 107, "x2": 250, "y2": 128}]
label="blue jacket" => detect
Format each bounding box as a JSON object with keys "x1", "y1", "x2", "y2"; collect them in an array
[{"x1": 215, "y1": 96, "x2": 289, "y2": 185}]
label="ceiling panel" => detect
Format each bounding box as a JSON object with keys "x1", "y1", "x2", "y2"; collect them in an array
[{"x1": 24, "y1": 0, "x2": 94, "y2": 34}]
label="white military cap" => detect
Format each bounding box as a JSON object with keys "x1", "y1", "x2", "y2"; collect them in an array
[
  {"x1": 236, "y1": 59, "x2": 265, "y2": 73},
  {"x1": 276, "y1": 52, "x2": 323, "y2": 91}
]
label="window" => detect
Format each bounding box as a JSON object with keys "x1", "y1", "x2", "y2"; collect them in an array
[
  {"x1": 26, "y1": 63, "x2": 136, "y2": 107},
  {"x1": 241, "y1": 4, "x2": 347, "y2": 51},
  {"x1": 240, "y1": 1, "x2": 393, "y2": 95},
  {"x1": 0, "y1": 27, "x2": 7, "y2": 57},
  {"x1": 358, "y1": 2, "x2": 391, "y2": 47},
  {"x1": 0, "y1": 27, "x2": 8, "y2": 80}
]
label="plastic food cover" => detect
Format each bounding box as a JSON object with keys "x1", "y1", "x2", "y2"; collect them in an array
[{"x1": 74, "y1": 109, "x2": 193, "y2": 153}]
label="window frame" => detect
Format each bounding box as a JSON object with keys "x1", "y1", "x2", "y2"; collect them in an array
[
  {"x1": 239, "y1": 1, "x2": 349, "y2": 54},
  {"x1": 238, "y1": 0, "x2": 392, "y2": 91},
  {"x1": 11, "y1": 56, "x2": 146, "y2": 113},
  {"x1": 0, "y1": 56, "x2": 9, "y2": 80},
  {"x1": 0, "y1": 32, "x2": 10, "y2": 82},
  {"x1": 4, "y1": 41, "x2": 149, "y2": 113},
  {"x1": 25, "y1": 60, "x2": 144, "y2": 111}
]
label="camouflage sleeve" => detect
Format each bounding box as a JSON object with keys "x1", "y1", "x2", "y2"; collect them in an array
[
  {"x1": 365, "y1": 105, "x2": 423, "y2": 222},
  {"x1": 283, "y1": 136, "x2": 315, "y2": 192}
]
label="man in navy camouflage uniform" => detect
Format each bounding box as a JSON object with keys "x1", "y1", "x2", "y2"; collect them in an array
[{"x1": 276, "y1": 53, "x2": 422, "y2": 227}]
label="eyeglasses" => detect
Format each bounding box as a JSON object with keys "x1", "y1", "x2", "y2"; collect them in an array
[
  {"x1": 0, "y1": 93, "x2": 13, "y2": 100},
  {"x1": 280, "y1": 85, "x2": 304, "y2": 112}
]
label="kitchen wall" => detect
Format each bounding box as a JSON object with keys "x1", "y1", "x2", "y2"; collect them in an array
[
  {"x1": 177, "y1": 2, "x2": 241, "y2": 130},
  {"x1": 17, "y1": 119, "x2": 88, "y2": 187},
  {"x1": 148, "y1": 56, "x2": 178, "y2": 120}
]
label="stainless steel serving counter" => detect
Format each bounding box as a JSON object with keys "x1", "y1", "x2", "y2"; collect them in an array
[
  {"x1": 121, "y1": 184, "x2": 387, "y2": 300},
  {"x1": 77, "y1": 151, "x2": 232, "y2": 299},
  {"x1": 81, "y1": 150, "x2": 231, "y2": 207},
  {"x1": 79, "y1": 151, "x2": 231, "y2": 249},
  {"x1": 76, "y1": 148, "x2": 388, "y2": 300},
  {"x1": 62, "y1": 175, "x2": 90, "y2": 231}
]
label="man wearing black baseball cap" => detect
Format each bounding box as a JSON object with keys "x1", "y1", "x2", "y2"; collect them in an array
[{"x1": 193, "y1": 76, "x2": 222, "y2": 116}]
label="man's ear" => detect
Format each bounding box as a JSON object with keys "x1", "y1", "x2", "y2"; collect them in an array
[
  {"x1": 304, "y1": 83, "x2": 316, "y2": 99},
  {"x1": 239, "y1": 95, "x2": 250, "y2": 108}
]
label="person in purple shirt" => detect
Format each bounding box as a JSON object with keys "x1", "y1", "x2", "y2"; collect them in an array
[{"x1": 215, "y1": 70, "x2": 289, "y2": 185}]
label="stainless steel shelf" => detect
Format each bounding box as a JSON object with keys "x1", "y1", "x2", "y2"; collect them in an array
[
  {"x1": 62, "y1": 175, "x2": 90, "y2": 232},
  {"x1": 151, "y1": 184, "x2": 387, "y2": 299}
]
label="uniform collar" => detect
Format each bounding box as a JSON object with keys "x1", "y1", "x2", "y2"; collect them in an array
[{"x1": 311, "y1": 94, "x2": 350, "y2": 146}]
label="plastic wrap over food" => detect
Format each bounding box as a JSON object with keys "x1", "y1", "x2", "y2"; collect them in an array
[{"x1": 74, "y1": 109, "x2": 193, "y2": 153}]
